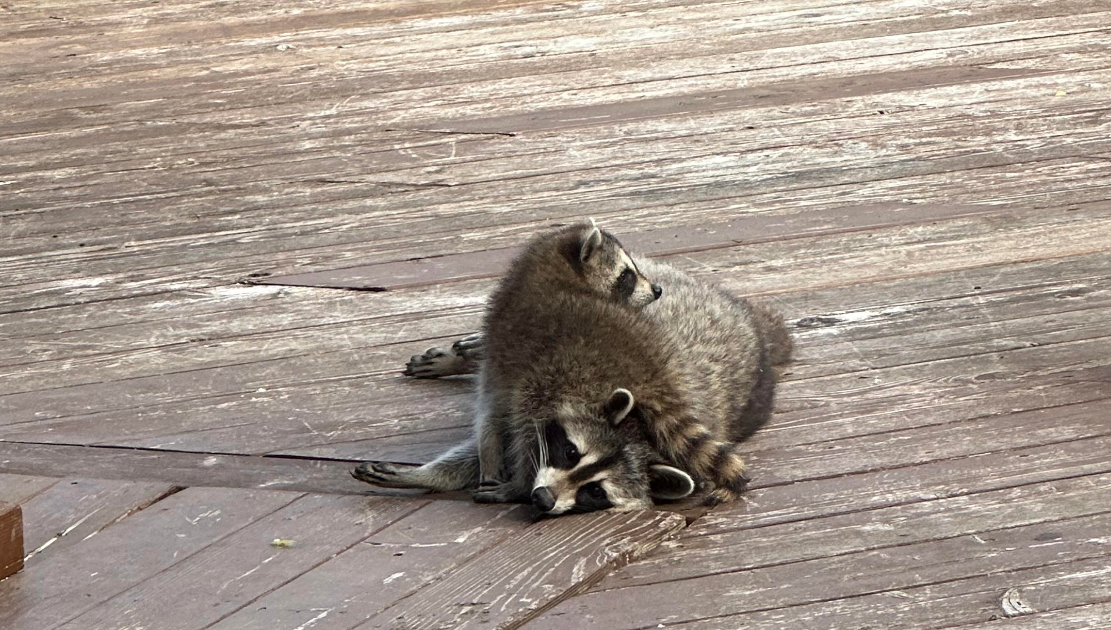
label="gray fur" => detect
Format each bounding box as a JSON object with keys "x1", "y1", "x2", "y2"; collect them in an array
[{"x1": 358, "y1": 222, "x2": 792, "y2": 514}]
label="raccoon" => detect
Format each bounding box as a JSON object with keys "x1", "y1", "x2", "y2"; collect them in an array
[
  {"x1": 356, "y1": 222, "x2": 675, "y2": 506},
  {"x1": 403, "y1": 219, "x2": 661, "y2": 379},
  {"x1": 354, "y1": 221, "x2": 792, "y2": 514}
]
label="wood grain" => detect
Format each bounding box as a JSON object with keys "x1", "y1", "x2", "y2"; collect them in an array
[
  {"x1": 54, "y1": 494, "x2": 421, "y2": 630},
  {"x1": 950, "y1": 602, "x2": 1111, "y2": 630},
  {"x1": 4, "y1": 0, "x2": 1111, "y2": 625},
  {"x1": 525, "y1": 511, "x2": 1111, "y2": 629},
  {"x1": 0, "y1": 502, "x2": 23, "y2": 581},
  {"x1": 601, "y1": 470, "x2": 1111, "y2": 589},
  {"x1": 0, "y1": 474, "x2": 60, "y2": 506},
  {"x1": 0, "y1": 487, "x2": 300, "y2": 630},
  {"x1": 18, "y1": 478, "x2": 177, "y2": 565},
  {"x1": 207, "y1": 501, "x2": 530, "y2": 630},
  {"x1": 620, "y1": 556, "x2": 1111, "y2": 630},
  {"x1": 0, "y1": 443, "x2": 375, "y2": 495},
  {"x1": 357, "y1": 510, "x2": 686, "y2": 630}
]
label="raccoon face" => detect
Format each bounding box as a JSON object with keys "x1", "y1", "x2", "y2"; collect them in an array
[
  {"x1": 572, "y1": 220, "x2": 662, "y2": 308},
  {"x1": 530, "y1": 389, "x2": 695, "y2": 516}
]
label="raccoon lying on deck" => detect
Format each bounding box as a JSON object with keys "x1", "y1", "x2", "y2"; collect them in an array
[{"x1": 353, "y1": 221, "x2": 792, "y2": 514}]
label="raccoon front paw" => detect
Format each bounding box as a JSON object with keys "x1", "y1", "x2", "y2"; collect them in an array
[
  {"x1": 351, "y1": 461, "x2": 423, "y2": 488},
  {"x1": 403, "y1": 347, "x2": 454, "y2": 378},
  {"x1": 701, "y1": 477, "x2": 750, "y2": 507},
  {"x1": 404, "y1": 341, "x2": 481, "y2": 378},
  {"x1": 471, "y1": 482, "x2": 526, "y2": 504},
  {"x1": 452, "y1": 334, "x2": 486, "y2": 361}
]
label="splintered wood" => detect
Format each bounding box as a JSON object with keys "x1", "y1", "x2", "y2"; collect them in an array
[{"x1": 2, "y1": 0, "x2": 1110, "y2": 628}]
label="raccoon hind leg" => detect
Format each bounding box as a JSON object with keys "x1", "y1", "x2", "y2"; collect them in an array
[
  {"x1": 749, "y1": 302, "x2": 794, "y2": 367},
  {"x1": 730, "y1": 345, "x2": 778, "y2": 443},
  {"x1": 403, "y1": 334, "x2": 485, "y2": 378},
  {"x1": 661, "y1": 423, "x2": 751, "y2": 507},
  {"x1": 352, "y1": 438, "x2": 479, "y2": 492},
  {"x1": 701, "y1": 441, "x2": 752, "y2": 506}
]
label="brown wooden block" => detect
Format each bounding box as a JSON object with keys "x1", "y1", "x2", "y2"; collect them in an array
[{"x1": 0, "y1": 502, "x2": 23, "y2": 581}]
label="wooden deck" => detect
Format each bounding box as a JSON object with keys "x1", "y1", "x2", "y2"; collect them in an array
[{"x1": 2, "y1": 0, "x2": 1111, "y2": 628}]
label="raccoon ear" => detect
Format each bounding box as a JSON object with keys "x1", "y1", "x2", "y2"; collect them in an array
[
  {"x1": 603, "y1": 388, "x2": 635, "y2": 426},
  {"x1": 648, "y1": 465, "x2": 695, "y2": 501},
  {"x1": 580, "y1": 223, "x2": 604, "y2": 263}
]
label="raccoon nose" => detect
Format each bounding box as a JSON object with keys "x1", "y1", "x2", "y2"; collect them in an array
[
  {"x1": 651, "y1": 284, "x2": 663, "y2": 299},
  {"x1": 531, "y1": 487, "x2": 556, "y2": 512}
]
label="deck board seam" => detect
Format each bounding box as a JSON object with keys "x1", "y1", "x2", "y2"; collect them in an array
[{"x1": 196, "y1": 498, "x2": 431, "y2": 630}]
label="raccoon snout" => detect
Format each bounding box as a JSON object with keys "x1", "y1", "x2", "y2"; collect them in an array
[
  {"x1": 531, "y1": 486, "x2": 557, "y2": 512},
  {"x1": 651, "y1": 284, "x2": 663, "y2": 299}
]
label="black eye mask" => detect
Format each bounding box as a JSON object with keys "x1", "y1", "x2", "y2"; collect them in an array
[
  {"x1": 572, "y1": 481, "x2": 614, "y2": 513},
  {"x1": 614, "y1": 267, "x2": 637, "y2": 299},
  {"x1": 544, "y1": 422, "x2": 581, "y2": 469}
]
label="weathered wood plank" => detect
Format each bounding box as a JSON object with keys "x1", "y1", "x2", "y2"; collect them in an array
[
  {"x1": 602, "y1": 470, "x2": 1111, "y2": 589},
  {"x1": 0, "y1": 486, "x2": 300, "y2": 630},
  {"x1": 764, "y1": 336, "x2": 1111, "y2": 450},
  {"x1": 8, "y1": 84, "x2": 1110, "y2": 250},
  {"x1": 357, "y1": 509, "x2": 686, "y2": 630},
  {"x1": 54, "y1": 494, "x2": 421, "y2": 630},
  {"x1": 609, "y1": 556, "x2": 1111, "y2": 630},
  {"x1": 0, "y1": 502, "x2": 22, "y2": 581},
  {"x1": 10, "y1": 65, "x2": 1107, "y2": 213},
  {"x1": 524, "y1": 511, "x2": 1111, "y2": 630},
  {"x1": 0, "y1": 0, "x2": 834, "y2": 73},
  {"x1": 3, "y1": 242, "x2": 1104, "y2": 381},
  {"x1": 4, "y1": 291, "x2": 1106, "y2": 463},
  {"x1": 5, "y1": 197, "x2": 1105, "y2": 382},
  {"x1": 0, "y1": 246, "x2": 1103, "y2": 452},
  {"x1": 0, "y1": 473, "x2": 59, "y2": 506},
  {"x1": 697, "y1": 431, "x2": 1111, "y2": 534},
  {"x1": 0, "y1": 344, "x2": 476, "y2": 434},
  {"x1": 257, "y1": 336, "x2": 1111, "y2": 461},
  {"x1": 786, "y1": 292, "x2": 1111, "y2": 380},
  {"x1": 5, "y1": 9, "x2": 1107, "y2": 139},
  {"x1": 7, "y1": 62, "x2": 1107, "y2": 247},
  {"x1": 0, "y1": 443, "x2": 374, "y2": 495},
  {"x1": 207, "y1": 501, "x2": 530, "y2": 630},
  {"x1": 6, "y1": 317, "x2": 1103, "y2": 462},
  {"x1": 0, "y1": 290, "x2": 481, "y2": 370},
  {"x1": 7, "y1": 156, "x2": 1111, "y2": 317},
  {"x1": 949, "y1": 603, "x2": 1111, "y2": 630},
  {"x1": 257, "y1": 202, "x2": 1004, "y2": 290},
  {"x1": 19, "y1": 478, "x2": 177, "y2": 565},
  {"x1": 5, "y1": 200, "x2": 1111, "y2": 399},
  {"x1": 4, "y1": 430, "x2": 1097, "y2": 560}
]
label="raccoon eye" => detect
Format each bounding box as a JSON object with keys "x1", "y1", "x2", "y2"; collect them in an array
[
  {"x1": 614, "y1": 267, "x2": 637, "y2": 298},
  {"x1": 583, "y1": 482, "x2": 607, "y2": 501},
  {"x1": 565, "y1": 445, "x2": 579, "y2": 460}
]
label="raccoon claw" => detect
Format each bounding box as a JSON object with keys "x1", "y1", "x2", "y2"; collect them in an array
[
  {"x1": 471, "y1": 482, "x2": 523, "y2": 504},
  {"x1": 403, "y1": 344, "x2": 477, "y2": 378},
  {"x1": 351, "y1": 461, "x2": 421, "y2": 488},
  {"x1": 452, "y1": 334, "x2": 485, "y2": 360},
  {"x1": 701, "y1": 489, "x2": 733, "y2": 507},
  {"x1": 403, "y1": 349, "x2": 444, "y2": 378},
  {"x1": 701, "y1": 479, "x2": 749, "y2": 506}
]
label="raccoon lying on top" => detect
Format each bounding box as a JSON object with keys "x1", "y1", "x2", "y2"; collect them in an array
[{"x1": 353, "y1": 221, "x2": 792, "y2": 514}]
